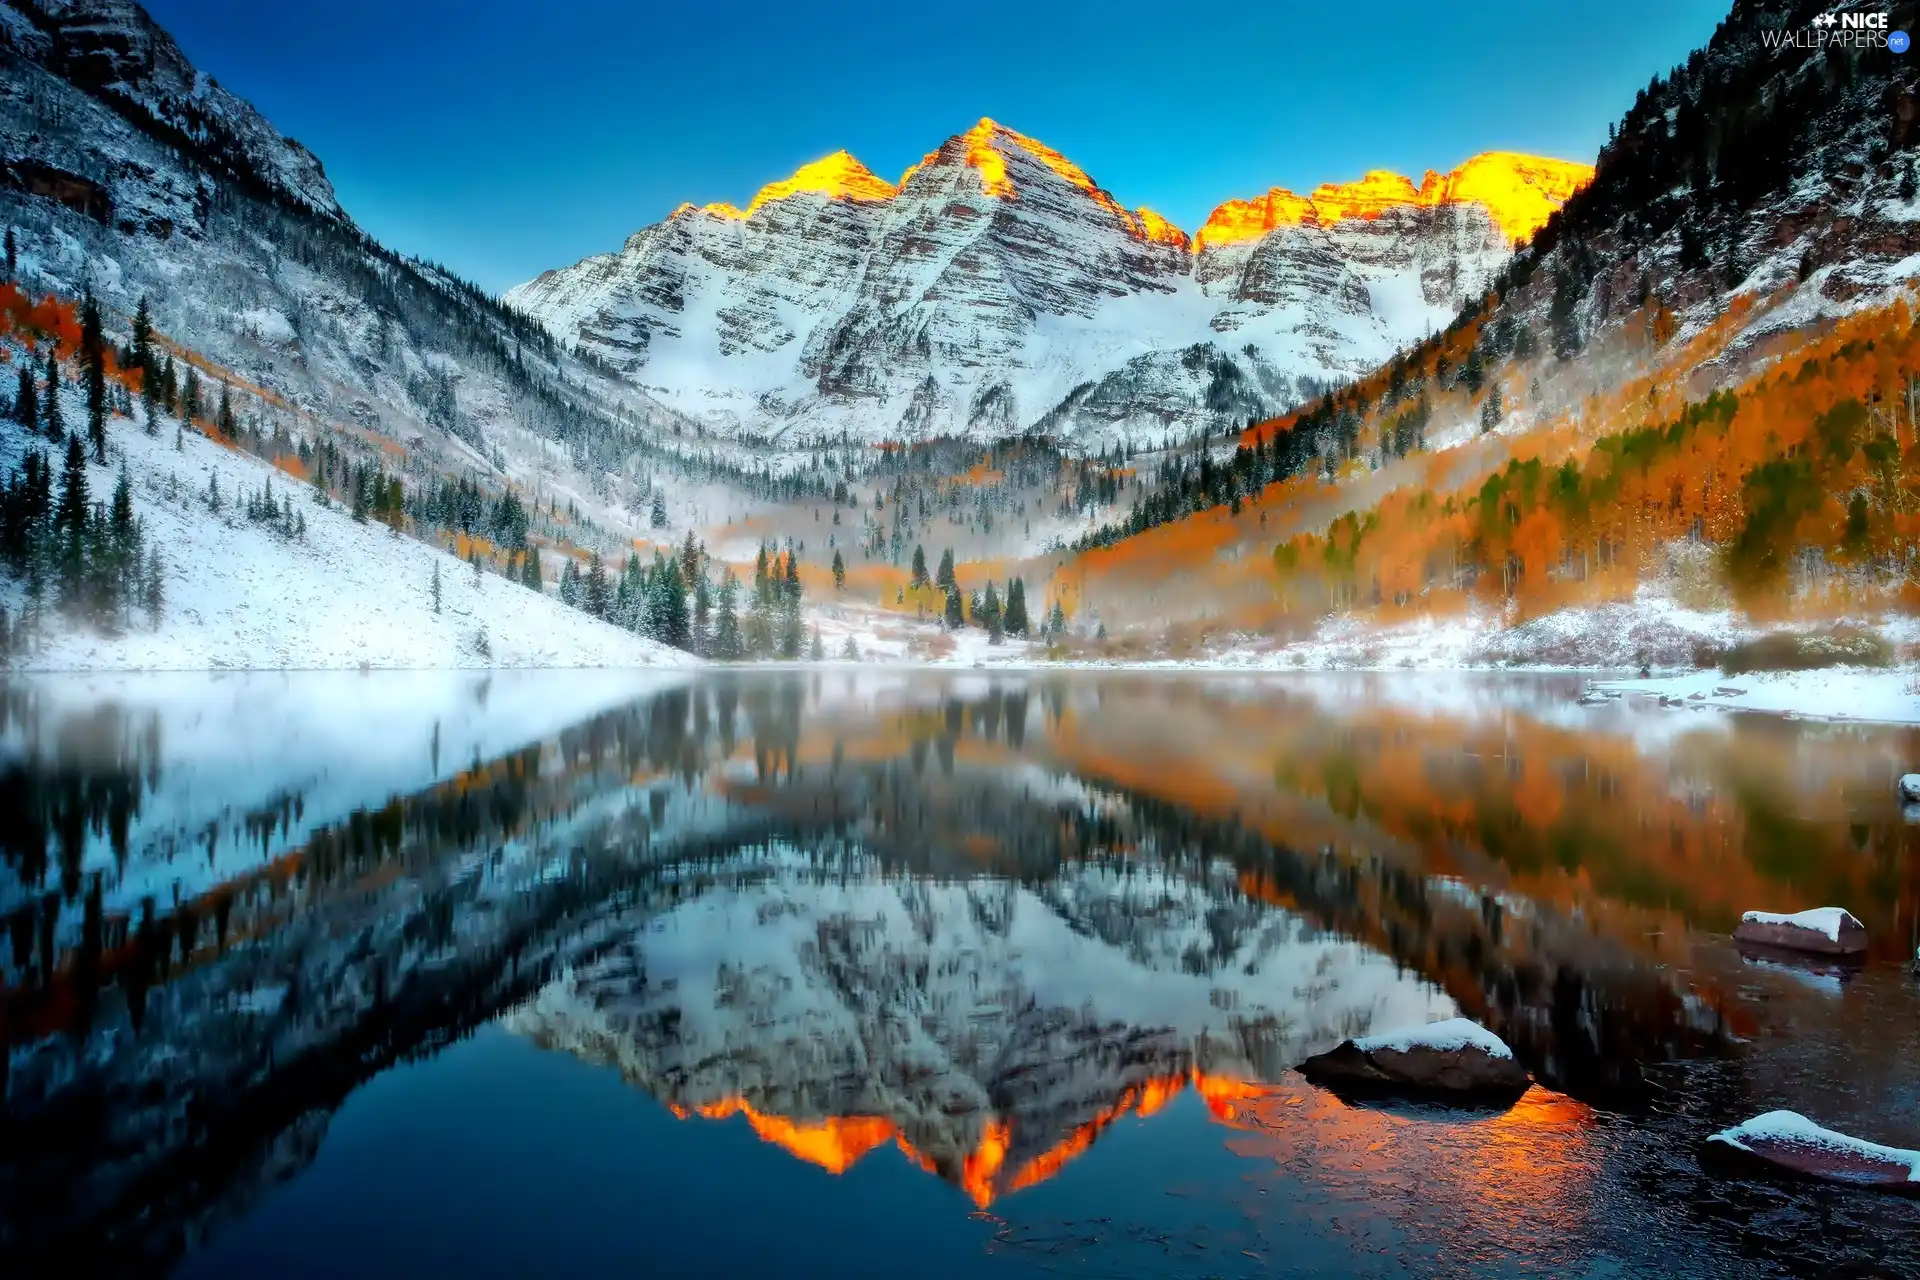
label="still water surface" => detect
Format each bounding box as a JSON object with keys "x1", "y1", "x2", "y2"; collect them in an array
[{"x1": 2, "y1": 670, "x2": 1918, "y2": 1277}]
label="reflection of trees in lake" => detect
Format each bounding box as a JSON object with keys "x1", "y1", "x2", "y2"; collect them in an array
[{"x1": 8, "y1": 672, "x2": 1909, "y2": 1271}]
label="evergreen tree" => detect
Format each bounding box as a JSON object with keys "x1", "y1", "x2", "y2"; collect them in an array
[
  {"x1": 42, "y1": 351, "x2": 61, "y2": 442},
  {"x1": 808, "y1": 625, "x2": 824, "y2": 661},
  {"x1": 131, "y1": 295, "x2": 153, "y2": 373},
  {"x1": 613, "y1": 554, "x2": 641, "y2": 631},
  {"x1": 680, "y1": 528, "x2": 700, "y2": 591},
  {"x1": 936, "y1": 547, "x2": 956, "y2": 593},
  {"x1": 910, "y1": 544, "x2": 927, "y2": 587},
  {"x1": 1004, "y1": 577, "x2": 1029, "y2": 636},
  {"x1": 182, "y1": 365, "x2": 203, "y2": 423},
  {"x1": 1048, "y1": 600, "x2": 1066, "y2": 636},
  {"x1": 56, "y1": 435, "x2": 87, "y2": 613},
  {"x1": 432, "y1": 561, "x2": 443, "y2": 613},
  {"x1": 840, "y1": 634, "x2": 859, "y2": 661},
  {"x1": 108, "y1": 465, "x2": 135, "y2": 625},
  {"x1": 649, "y1": 555, "x2": 690, "y2": 650},
  {"x1": 144, "y1": 547, "x2": 164, "y2": 624},
  {"x1": 831, "y1": 548, "x2": 846, "y2": 591},
  {"x1": 82, "y1": 292, "x2": 107, "y2": 464},
  {"x1": 161, "y1": 354, "x2": 177, "y2": 414},
  {"x1": 584, "y1": 551, "x2": 610, "y2": 618},
  {"x1": 776, "y1": 586, "x2": 803, "y2": 658},
  {"x1": 712, "y1": 569, "x2": 743, "y2": 659},
  {"x1": 692, "y1": 565, "x2": 713, "y2": 651},
  {"x1": 217, "y1": 383, "x2": 236, "y2": 440},
  {"x1": 943, "y1": 588, "x2": 963, "y2": 629},
  {"x1": 522, "y1": 543, "x2": 543, "y2": 592},
  {"x1": 2, "y1": 226, "x2": 13, "y2": 278},
  {"x1": 14, "y1": 366, "x2": 35, "y2": 430},
  {"x1": 559, "y1": 557, "x2": 581, "y2": 606},
  {"x1": 982, "y1": 580, "x2": 1003, "y2": 643},
  {"x1": 783, "y1": 545, "x2": 800, "y2": 603},
  {"x1": 650, "y1": 489, "x2": 668, "y2": 528}
]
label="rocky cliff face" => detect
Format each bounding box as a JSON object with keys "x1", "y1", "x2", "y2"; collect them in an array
[
  {"x1": 0, "y1": 0, "x2": 688, "y2": 489},
  {"x1": 3, "y1": 0, "x2": 339, "y2": 217},
  {"x1": 507, "y1": 122, "x2": 1590, "y2": 448}
]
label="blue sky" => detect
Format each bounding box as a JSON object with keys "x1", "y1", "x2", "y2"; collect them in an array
[{"x1": 142, "y1": 0, "x2": 1731, "y2": 295}]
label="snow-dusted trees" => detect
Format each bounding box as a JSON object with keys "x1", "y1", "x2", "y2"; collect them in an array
[
  {"x1": 1003, "y1": 578, "x2": 1029, "y2": 636},
  {"x1": 13, "y1": 365, "x2": 35, "y2": 431},
  {"x1": 0, "y1": 445, "x2": 161, "y2": 644},
  {"x1": 584, "y1": 552, "x2": 610, "y2": 619},
  {"x1": 81, "y1": 290, "x2": 107, "y2": 464},
  {"x1": 712, "y1": 568, "x2": 743, "y2": 659},
  {"x1": 831, "y1": 548, "x2": 845, "y2": 591}
]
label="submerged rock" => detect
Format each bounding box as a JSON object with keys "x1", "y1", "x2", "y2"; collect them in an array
[
  {"x1": 1706, "y1": 1111, "x2": 1920, "y2": 1193},
  {"x1": 1297, "y1": 1017, "x2": 1530, "y2": 1102},
  {"x1": 1733, "y1": 908, "x2": 1866, "y2": 956}
]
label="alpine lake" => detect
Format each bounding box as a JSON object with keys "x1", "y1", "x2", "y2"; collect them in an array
[{"x1": 2, "y1": 668, "x2": 1917, "y2": 1278}]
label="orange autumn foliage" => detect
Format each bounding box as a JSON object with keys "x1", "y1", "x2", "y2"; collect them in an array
[{"x1": 1273, "y1": 299, "x2": 1920, "y2": 621}]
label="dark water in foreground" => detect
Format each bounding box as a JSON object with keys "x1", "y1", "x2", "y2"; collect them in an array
[{"x1": 2, "y1": 669, "x2": 1918, "y2": 1278}]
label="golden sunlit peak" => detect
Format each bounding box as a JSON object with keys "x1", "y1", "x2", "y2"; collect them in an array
[
  {"x1": 1193, "y1": 151, "x2": 1592, "y2": 251},
  {"x1": 1130, "y1": 207, "x2": 1191, "y2": 250},
  {"x1": 683, "y1": 149, "x2": 899, "y2": 222},
  {"x1": 901, "y1": 117, "x2": 1176, "y2": 248}
]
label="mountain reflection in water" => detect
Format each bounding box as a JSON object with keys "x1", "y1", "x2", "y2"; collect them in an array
[{"x1": 1, "y1": 670, "x2": 1918, "y2": 1277}]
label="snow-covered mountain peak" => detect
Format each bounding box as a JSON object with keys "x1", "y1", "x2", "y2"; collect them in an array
[
  {"x1": 505, "y1": 128, "x2": 1590, "y2": 448},
  {"x1": 684, "y1": 148, "x2": 899, "y2": 222}
]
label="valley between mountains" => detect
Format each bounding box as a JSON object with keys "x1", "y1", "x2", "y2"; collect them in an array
[{"x1": 1, "y1": 0, "x2": 1919, "y2": 718}]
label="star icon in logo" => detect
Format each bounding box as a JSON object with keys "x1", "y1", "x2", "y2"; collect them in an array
[{"x1": 1812, "y1": 11, "x2": 1838, "y2": 26}]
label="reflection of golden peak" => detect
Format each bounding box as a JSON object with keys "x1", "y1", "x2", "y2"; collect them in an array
[
  {"x1": 669, "y1": 1069, "x2": 1263, "y2": 1205},
  {"x1": 688, "y1": 150, "x2": 899, "y2": 222},
  {"x1": 1194, "y1": 151, "x2": 1592, "y2": 251}
]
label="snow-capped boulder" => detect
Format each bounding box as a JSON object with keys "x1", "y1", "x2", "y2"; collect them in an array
[
  {"x1": 1733, "y1": 908, "x2": 1867, "y2": 956},
  {"x1": 1296, "y1": 1017, "x2": 1530, "y2": 1102},
  {"x1": 1705, "y1": 1111, "x2": 1920, "y2": 1193}
]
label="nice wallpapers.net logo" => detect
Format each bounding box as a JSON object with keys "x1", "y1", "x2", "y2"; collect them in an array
[{"x1": 1762, "y1": 10, "x2": 1911, "y2": 52}]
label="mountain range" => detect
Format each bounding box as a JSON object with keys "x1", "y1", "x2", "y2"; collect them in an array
[{"x1": 505, "y1": 123, "x2": 1590, "y2": 447}]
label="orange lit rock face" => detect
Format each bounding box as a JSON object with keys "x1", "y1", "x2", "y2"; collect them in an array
[
  {"x1": 1194, "y1": 152, "x2": 1592, "y2": 251},
  {"x1": 676, "y1": 132, "x2": 1586, "y2": 254},
  {"x1": 672, "y1": 1069, "x2": 1261, "y2": 1206},
  {"x1": 685, "y1": 150, "x2": 899, "y2": 221},
  {"x1": 1130, "y1": 206, "x2": 1191, "y2": 251}
]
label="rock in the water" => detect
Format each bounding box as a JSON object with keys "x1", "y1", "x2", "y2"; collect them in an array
[
  {"x1": 1733, "y1": 907, "x2": 1866, "y2": 956},
  {"x1": 1900, "y1": 773, "x2": 1920, "y2": 801},
  {"x1": 1705, "y1": 1111, "x2": 1920, "y2": 1193},
  {"x1": 1297, "y1": 1017, "x2": 1530, "y2": 1101}
]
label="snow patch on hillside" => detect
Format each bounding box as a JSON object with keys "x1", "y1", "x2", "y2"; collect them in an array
[{"x1": 1, "y1": 402, "x2": 696, "y2": 672}]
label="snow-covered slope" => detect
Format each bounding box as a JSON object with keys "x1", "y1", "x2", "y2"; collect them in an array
[
  {"x1": 507, "y1": 124, "x2": 1590, "y2": 448},
  {"x1": 0, "y1": 403, "x2": 694, "y2": 671}
]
